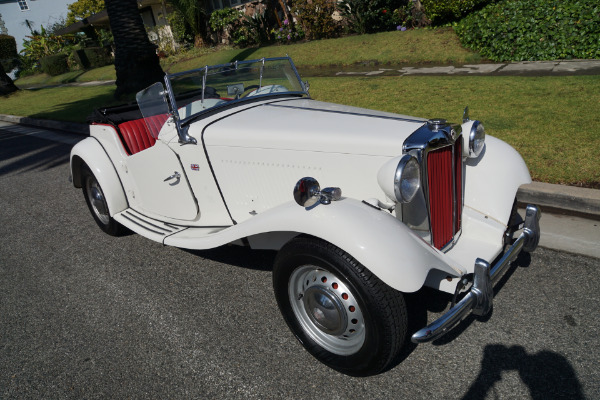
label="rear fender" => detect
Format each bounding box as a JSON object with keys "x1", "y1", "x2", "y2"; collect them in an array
[
  {"x1": 165, "y1": 198, "x2": 465, "y2": 293},
  {"x1": 70, "y1": 137, "x2": 128, "y2": 216}
]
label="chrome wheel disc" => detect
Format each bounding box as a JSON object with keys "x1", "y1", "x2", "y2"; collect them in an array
[
  {"x1": 85, "y1": 177, "x2": 110, "y2": 225},
  {"x1": 289, "y1": 265, "x2": 365, "y2": 355}
]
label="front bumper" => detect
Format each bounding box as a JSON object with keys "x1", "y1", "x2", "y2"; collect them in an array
[{"x1": 411, "y1": 204, "x2": 542, "y2": 343}]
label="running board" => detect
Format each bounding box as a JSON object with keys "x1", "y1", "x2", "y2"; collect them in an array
[{"x1": 114, "y1": 209, "x2": 188, "y2": 243}]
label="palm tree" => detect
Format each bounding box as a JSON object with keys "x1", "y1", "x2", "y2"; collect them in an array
[
  {"x1": 0, "y1": 63, "x2": 18, "y2": 95},
  {"x1": 105, "y1": 0, "x2": 164, "y2": 99}
]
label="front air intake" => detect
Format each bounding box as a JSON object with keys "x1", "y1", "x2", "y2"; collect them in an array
[{"x1": 426, "y1": 137, "x2": 463, "y2": 250}]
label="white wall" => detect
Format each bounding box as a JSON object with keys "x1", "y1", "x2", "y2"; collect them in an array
[{"x1": 0, "y1": 0, "x2": 72, "y2": 52}]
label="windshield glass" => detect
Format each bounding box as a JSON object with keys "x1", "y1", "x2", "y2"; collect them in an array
[{"x1": 166, "y1": 57, "x2": 307, "y2": 120}]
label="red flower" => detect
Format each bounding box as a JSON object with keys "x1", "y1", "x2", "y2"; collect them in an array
[{"x1": 382, "y1": 9, "x2": 387, "y2": 13}]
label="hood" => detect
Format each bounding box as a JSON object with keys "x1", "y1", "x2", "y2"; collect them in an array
[{"x1": 202, "y1": 99, "x2": 426, "y2": 156}]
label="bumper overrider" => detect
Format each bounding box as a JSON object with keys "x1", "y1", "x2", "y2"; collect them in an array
[{"x1": 411, "y1": 204, "x2": 542, "y2": 343}]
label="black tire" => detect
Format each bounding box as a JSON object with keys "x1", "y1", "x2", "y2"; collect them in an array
[
  {"x1": 81, "y1": 166, "x2": 125, "y2": 236},
  {"x1": 273, "y1": 237, "x2": 407, "y2": 376}
]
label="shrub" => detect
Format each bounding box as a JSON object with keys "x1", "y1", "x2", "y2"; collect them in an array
[
  {"x1": 0, "y1": 34, "x2": 18, "y2": 71},
  {"x1": 271, "y1": 18, "x2": 305, "y2": 44},
  {"x1": 292, "y1": 0, "x2": 338, "y2": 40},
  {"x1": 209, "y1": 8, "x2": 244, "y2": 44},
  {"x1": 71, "y1": 47, "x2": 112, "y2": 69},
  {"x1": 339, "y1": 0, "x2": 408, "y2": 34},
  {"x1": 40, "y1": 53, "x2": 69, "y2": 76},
  {"x1": 420, "y1": 0, "x2": 492, "y2": 25},
  {"x1": 456, "y1": 0, "x2": 600, "y2": 61}
]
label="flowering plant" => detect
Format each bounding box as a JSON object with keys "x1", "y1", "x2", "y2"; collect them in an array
[{"x1": 271, "y1": 19, "x2": 304, "y2": 44}]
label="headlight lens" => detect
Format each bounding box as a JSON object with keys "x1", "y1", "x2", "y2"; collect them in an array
[
  {"x1": 394, "y1": 155, "x2": 421, "y2": 203},
  {"x1": 469, "y1": 121, "x2": 485, "y2": 158}
]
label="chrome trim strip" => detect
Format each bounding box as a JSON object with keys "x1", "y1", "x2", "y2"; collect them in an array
[
  {"x1": 124, "y1": 210, "x2": 175, "y2": 233},
  {"x1": 268, "y1": 104, "x2": 426, "y2": 124},
  {"x1": 122, "y1": 214, "x2": 167, "y2": 235},
  {"x1": 411, "y1": 205, "x2": 542, "y2": 343}
]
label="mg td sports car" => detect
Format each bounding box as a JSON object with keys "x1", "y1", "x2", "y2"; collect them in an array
[{"x1": 70, "y1": 57, "x2": 541, "y2": 376}]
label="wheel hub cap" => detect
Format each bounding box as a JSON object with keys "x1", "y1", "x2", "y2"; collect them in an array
[
  {"x1": 303, "y1": 287, "x2": 347, "y2": 335},
  {"x1": 289, "y1": 265, "x2": 366, "y2": 355}
]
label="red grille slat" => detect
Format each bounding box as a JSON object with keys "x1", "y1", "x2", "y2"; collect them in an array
[{"x1": 427, "y1": 146, "x2": 453, "y2": 249}]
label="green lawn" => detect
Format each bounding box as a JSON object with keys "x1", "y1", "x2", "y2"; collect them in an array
[
  {"x1": 163, "y1": 28, "x2": 483, "y2": 74},
  {"x1": 308, "y1": 75, "x2": 600, "y2": 188},
  {"x1": 14, "y1": 28, "x2": 482, "y2": 87},
  {"x1": 2, "y1": 74, "x2": 598, "y2": 187},
  {"x1": 4, "y1": 27, "x2": 599, "y2": 187}
]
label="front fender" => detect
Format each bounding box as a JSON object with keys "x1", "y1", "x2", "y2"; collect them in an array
[
  {"x1": 464, "y1": 135, "x2": 532, "y2": 224},
  {"x1": 165, "y1": 198, "x2": 465, "y2": 293},
  {"x1": 70, "y1": 137, "x2": 128, "y2": 216}
]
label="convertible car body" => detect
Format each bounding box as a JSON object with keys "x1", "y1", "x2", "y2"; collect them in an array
[{"x1": 70, "y1": 57, "x2": 541, "y2": 375}]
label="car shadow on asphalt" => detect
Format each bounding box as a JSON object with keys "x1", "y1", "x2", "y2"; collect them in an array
[{"x1": 183, "y1": 245, "x2": 276, "y2": 272}]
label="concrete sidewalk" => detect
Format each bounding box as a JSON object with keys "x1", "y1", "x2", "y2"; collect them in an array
[
  {"x1": 1, "y1": 115, "x2": 598, "y2": 258},
  {"x1": 332, "y1": 59, "x2": 600, "y2": 77}
]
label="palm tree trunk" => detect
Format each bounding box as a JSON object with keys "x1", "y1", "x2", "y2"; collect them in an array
[
  {"x1": 0, "y1": 63, "x2": 18, "y2": 96},
  {"x1": 105, "y1": 0, "x2": 165, "y2": 99}
]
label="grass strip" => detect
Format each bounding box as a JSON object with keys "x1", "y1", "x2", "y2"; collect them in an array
[
  {"x1": 2, "y1": 75, "x2": 598, "y2": 187},
  {"x1": 309, "y1": 75, "x2": 600, "y2": 187}
]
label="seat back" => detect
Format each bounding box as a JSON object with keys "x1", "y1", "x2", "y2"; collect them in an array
[{"x1": 118, "y1": 114, "x2": 169, "y2": 155}]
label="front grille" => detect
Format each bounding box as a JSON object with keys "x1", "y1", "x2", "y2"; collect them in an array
[{"x1": 426, "y1": 137, "x2": 463, "y2": 250}]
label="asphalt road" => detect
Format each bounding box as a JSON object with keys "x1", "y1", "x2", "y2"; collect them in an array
[{"x1": 1, "y1": 125, "x2": 599, "y2": 399}]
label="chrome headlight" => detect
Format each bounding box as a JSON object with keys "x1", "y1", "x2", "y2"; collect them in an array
[
  {"x1": 468, "y1": 121, "x2": 485, "y2": 158},
  {"x1": 377, "y1": 155, "x2": 421, "y2": 203}
]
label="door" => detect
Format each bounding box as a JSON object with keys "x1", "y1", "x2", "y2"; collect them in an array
[{"x1": 125, "y1": 141, "x2": 198, "y2": 221}]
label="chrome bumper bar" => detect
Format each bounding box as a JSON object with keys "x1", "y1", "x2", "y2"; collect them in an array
[{"x1": 411, "y1": 204, "x2": 541, "y2": 343}]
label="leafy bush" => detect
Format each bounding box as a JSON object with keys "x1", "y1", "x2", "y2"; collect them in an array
[
  {"x1": 339, "y1": 0, "x2": 409, "y2": 34},
  {"x1": 71, "y1": 47, "x2": 112, "y2": 69},
  {"x1": 40, "y1": 54, "x2": 69, "y2": 76},
  {"x1": 420, "y1": 0, "x2": 492, "y2": 25},
  {"x1": 0, "y1": 35, "x2": 18, "y2": 71},
  {"x1": 292, "y1": 0, "x2": 338, "y2": 40},
  {"x1": 271, "y1": 18, "x2": 304, "y2": 44},
  {"x1": 209, "y1": 8, "x2": 244, "y2": 43},
  {"x1": 456, "y1": 0, "x2": 600, "y2": 61},
  {"x1": 233, "y1": 12, "x2": 273, "y2": 47}
]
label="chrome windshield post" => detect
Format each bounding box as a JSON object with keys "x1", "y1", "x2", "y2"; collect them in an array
[{"x1": 163, "y1": 74, "x2": 197, "y2": 145}]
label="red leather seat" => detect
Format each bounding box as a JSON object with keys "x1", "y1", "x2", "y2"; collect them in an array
[{"x1": 118, "y1": 114, "x2": 169, "y2": 155}]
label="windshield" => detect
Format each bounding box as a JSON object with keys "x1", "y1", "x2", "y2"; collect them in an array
[{"x1": 165, "y1": 57, "x2": 307, "y2": 121}]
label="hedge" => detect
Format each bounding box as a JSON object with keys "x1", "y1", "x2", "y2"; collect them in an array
[
  {"x1": 420, "y1": 0, "x2": 492, "y2": 25},
  {"x1": 72, "y1": 47, "x2": 113, "y2": 70},
  {"x1": 0, "y1": 34, "x2": 18, "y2": 70},
  {"x1": 40, "y1": 54, "x2": 69, "y2": 76},
  {"x1": 455, "y1": 0, "x2": 600, "y2": 61}
]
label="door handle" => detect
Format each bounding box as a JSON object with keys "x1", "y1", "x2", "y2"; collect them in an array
[{"x1": 163, "y1": 171, "x2": 181, "y2": 182}]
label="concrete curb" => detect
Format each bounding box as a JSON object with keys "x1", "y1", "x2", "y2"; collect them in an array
[
  {"x1": 1, "y1": 113, "x2": 599, "y2": 221},
  {"x1": 0, "y1": 114, "x2": 88, "y2": 136},
  {"x1": 518, "y1": 182, "x2": 600, "y2": 220}
]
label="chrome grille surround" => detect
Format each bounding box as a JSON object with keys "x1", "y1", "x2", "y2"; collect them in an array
[{"x1": 401, "y1": 121, "x2": 464, "y2": 251}]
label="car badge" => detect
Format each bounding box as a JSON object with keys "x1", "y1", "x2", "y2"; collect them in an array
[{"x1": 191, "y1": 164, "x2": 199, "y2": 171}]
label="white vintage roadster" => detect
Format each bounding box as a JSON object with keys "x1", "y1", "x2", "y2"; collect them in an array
[{"x1": 70, "y1": 57, "x2": 541, "y2": 376}]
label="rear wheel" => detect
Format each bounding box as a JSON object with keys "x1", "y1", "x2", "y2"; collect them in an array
[
  {"x1": 273, "y1": 237, "x2": 407, "y2": 376},
  {"x1": 81, "y1": 166, "x2": 125, "y2": 236}
]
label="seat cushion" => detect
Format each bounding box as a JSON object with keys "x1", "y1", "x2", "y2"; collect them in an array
[{"x1": 118, "y1": 114, "x2": 169, "y2": 155}]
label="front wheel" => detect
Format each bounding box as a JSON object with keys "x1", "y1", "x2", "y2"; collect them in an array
[
  {"x1": 273, "y1": 237, "x2": 407, "y2": 376},
  {"x1": 81, "y1": 166, "x2": 125, "y2": 236}
]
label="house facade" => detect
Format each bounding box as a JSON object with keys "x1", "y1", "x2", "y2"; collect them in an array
[{"x1": 0, "y1": 0, "x2": 72, "y2": 51}]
